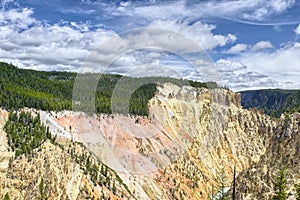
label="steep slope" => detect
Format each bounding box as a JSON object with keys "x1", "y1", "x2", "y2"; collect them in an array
[
  {"x1": 51, "y1": 83, "x2": 300, "y2": 199},
  {"x1": 236, "y1": 113, "x2": 300, "y2": 199},
  {"x1": 0, "y1": 109, "x2": 134, "y2": 200},
  {"x1": 240, "y1": 89, "x2": 300, "y2": 117},
  {"x1": 1, "y1": 83, "x2": 299, "y2": 199},
  {"x1": 0, "y1": 110, "x2": 13, "y2": 170}
]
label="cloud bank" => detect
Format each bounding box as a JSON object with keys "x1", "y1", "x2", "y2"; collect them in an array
[{"x1": 0, "y1": 0, "x2": 299, "y2": 91}]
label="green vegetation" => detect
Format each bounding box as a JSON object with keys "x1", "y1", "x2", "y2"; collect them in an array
[
  {"x1": 4, "y1": 111, "x2": 53, "y2": 157},
  {"x1": 3, "y1": 193, "x2": 10, "y2": 200},
  {"x1": 67, "y1": 142, "x2": 132, "y2": 199},
  {"x1": 0, "y1": 62, "x2": 212, "y2": 116},
  {"x1": 295, "y1": 180, "x2": 300, "y2": 200},
  {"x1": 218, "y1": 168, "x2": 230, "y2": 200},
  {"x1": 37, "y1": 178, "x2": 48, "y2": 200},
  {"x1": 240, "y1": 89, "x2": 300, "y2": 117},
  {"x1": 0, "y1": 63, "x2": 74, "y2": 111},
  {"x1": 209, "y1": 166, "x2": 237, "y2": 200},
  {"x1": 3, "y1": 109, "x2": 131, "y2": 199},
  {"x1": 272, "y1": 168, "x2": 288, "y2": 200}
]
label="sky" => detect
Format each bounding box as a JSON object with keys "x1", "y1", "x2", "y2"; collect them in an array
[{"x1": 0, "y1": 0, "x2": 300, "y2": 91}]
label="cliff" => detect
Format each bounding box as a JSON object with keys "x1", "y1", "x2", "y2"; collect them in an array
[
  {"x1": 0, "y1": 109, "x2": 133, "y2": 200},
  {"x1": 0, "y1": 83, "x2": 299, "y2": 199}
]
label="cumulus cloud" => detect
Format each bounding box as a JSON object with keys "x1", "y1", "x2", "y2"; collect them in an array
[
  {"x1": 238, "y1": 42, "x2": 300, "y2": 75},
  {"x1": 227, "y1": 41, "x2": 274, "y2": 54},
  {"x1": 252, "y1": 41, "x2": 274, "y2": 51},
  {"x1": 215, "y1": 59, "x2": 299, "y2": 91},
  {"x1": 218, "y1": 42, "x2": 300, "y2": 91},
  {"x1": 148, "y1": 20, "x2": 236, "y2": 51},
  {"x1": 84, "y1": 27, "x2": 222, "y2": 81},
  {"x1": 227, "y1": 43, "x2": 248, "y2": 53},
  {"x1": 0, "y1": 7, "x2": 117, "y2": 71},
  {"x1": 216, "y1": 59, "x2": 247, "y2": 72},
  {"x1": 238, "y1": 0, "x2": 295, "y2": 21},
  {"x1": 0, "y1": 5, "x2": 238, "y2": 77},
  {"x1": 295, "y1": 24, "x2": 300, "y2": 35},
  {"x1": 0, "y1": 8, "x2": 37, "y2": 29},
  {"x1": 0, "y1": 1, "x2": 298, "y2": 91}
]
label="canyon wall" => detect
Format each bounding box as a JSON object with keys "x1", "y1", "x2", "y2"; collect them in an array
[
  {"x1": 0, "y1": 83, "x2": 299, "y2": 199},
  {"x1": 51, "y1": 83, "x2": 300, "y2": 199}
]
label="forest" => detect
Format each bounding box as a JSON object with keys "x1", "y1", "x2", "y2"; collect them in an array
[
  {"x1": 4, "y1": 111, "x2": 53, "y2": 157},
  {"x1": 0, "y1": 62, "x2": 213, "y2": 116}
]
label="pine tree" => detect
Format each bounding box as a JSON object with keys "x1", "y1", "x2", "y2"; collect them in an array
[
  {"x1": 272, "y1": 168, "x2": 288, "y2": 200},
  {"x1": 232, "y1": 165, "x2": 236, "y2": 200},
  {"x1": 219, "y1": 168, "x2": 230, "y2": 200},
  {"x1": 38, "y1": 178, "x2": 48, "y2": 200},
  {"x1": 295, "y1": 182, "x2": 300, "y2": 200},
  {"x1": 4, "y1": 193, "x2": 10, "y2": 200}
]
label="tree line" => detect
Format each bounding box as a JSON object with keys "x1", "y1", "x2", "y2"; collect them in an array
[{"x1": 0, "y1": 62, "x2": 213, "y2": 116}]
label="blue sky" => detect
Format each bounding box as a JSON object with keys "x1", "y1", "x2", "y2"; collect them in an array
[{"x1": 0, "y1": 0, "x2": 300, "y2": 91}]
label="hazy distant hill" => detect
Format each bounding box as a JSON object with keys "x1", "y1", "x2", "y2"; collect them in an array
[{"x1": 240, "y1": 89, "x2": 300, "y2": 117}]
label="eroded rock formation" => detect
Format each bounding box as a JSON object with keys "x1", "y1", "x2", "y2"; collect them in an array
[{"x1": 0, "y1": 83, "x2": 299, "y2": 199}]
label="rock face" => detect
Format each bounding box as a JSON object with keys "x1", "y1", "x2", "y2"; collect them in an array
[
  {"x1": 236, "y1": 113, "x2": 300, "y2": 199},
  {"x1": 0, "y1": 138, "x2": 134, "y2": 200},
  {"x1": 0, "y1": 83, "x2": 299, "y2": 199},
  {"x1": 0, "y1": 109, "x2": 13, "y2": 170},
  {"x1": 0, "y1": 110, "x2": 133, "y2": 200},
  {"x1": 0, "y1": 139, "x2": 131, "y2": 199},
  {"x1": 47, "y1": 83, "x2": 300, "y2": 199}
]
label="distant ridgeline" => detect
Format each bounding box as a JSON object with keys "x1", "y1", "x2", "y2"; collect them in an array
[
  {"x1": 0, "y1": 62, "x2": 216, "y2": 116},
  {"x1": 240, "y1": 89, "x2": 300, "y2": 117}
]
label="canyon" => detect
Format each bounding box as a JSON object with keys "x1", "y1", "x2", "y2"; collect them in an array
[{"x1": 0, "y1": 83, "x2": 299, "y2": 199}]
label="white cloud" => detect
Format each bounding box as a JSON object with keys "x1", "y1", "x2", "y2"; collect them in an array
[
  {"x1": 216, "y1": 59, "x2": 247, "y2": 72},
  {"x1": 148, "y1": 20, "x2": 236, "y2": 51},
  {"x1": 113, "y1": 0, "x2": 296, "y2": 24},
  {"x1": 0, "y1": 8, "x2": 37, "y2": 29},
  {"x1": 218, "y1": 42, "x2": 300, "y2": 91},
  {"x1": 0, "y1": 5, "x2": 238, "y2": 76},
  {"x1": 227, "y1": 41, "x2": 274, "y2": 54},
  {"x1": 0, "y1": 3, "x2": 298, "y2": 91},
  {"x1": 214, "y1": 0, "x2": 296, "y2": 22},
  {"x1": 133, "y1": 1, "x2": 188, "y2": 21},
  {"x1": 238, "y1": 0, "x2": 295, "y2": 21},
  {"x1": 228, "y1": 43, "x2": 248, "y2": 53},
  {"x1": 60, "y1": 7, "x2": 96, "y2": 15},
  {"x1": 238, "y1": 42, "x2": 300, "y2": 75},
  {"x1": 252, "y1": 41, "x2": 273, "y2": 51},
  {"x1": 1, "y1": 0, "x2": 15, "y2": 8},
  {"x1": 0, "y1": 7, "x2": 118, "y2": 71},
  {"x1": 294, "y1": 24, "x2": 300, "y2": 35}
]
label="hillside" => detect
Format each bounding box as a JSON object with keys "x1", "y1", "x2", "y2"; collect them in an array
[
  {"x1": 0, "y1": 62, "x2": 211, "y2": 116},
  {"x1": 0, "y1": 109, "x2": 134, "y2": 200},
  {"x1": 240, "y1": 89, "x2": 300, "y2": 117}
]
